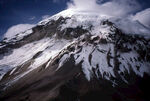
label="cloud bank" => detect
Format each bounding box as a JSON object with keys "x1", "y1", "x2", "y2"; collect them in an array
[
  {"x1": 133, "y1": 8, "x2": 150, "y2": 28},
  {"x1": 67, "y1": 0, "x2": 150, "y2": 29},
  {"x1": 67, "y1": 0, "x2": 141, "y2": 17},
  {"x1": 4, "y1": 24, "x2": 35, "y2": 39}
]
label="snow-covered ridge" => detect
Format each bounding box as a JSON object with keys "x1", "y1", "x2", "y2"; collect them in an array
[
  {"x1": 39, "y1": 9, "x2": 150, "y2": 37},
  {"x1": 1, "y1": 9, "x2": 150, "y2": 43},
  {"x1": 39, "y1": 9, "x2": 113, "y2": 26}
]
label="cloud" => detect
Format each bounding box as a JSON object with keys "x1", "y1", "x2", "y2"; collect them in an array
[
  {"x1": 29, "y1": 16, "x2": 36, "y2": 20},
  {"x1": 4, "y1": 24, "x2": 35, "y2": 39},
  {"x1": 42, "y1": 15, "x2": 51, "y2": 20},
  {"x1": 53, "y1": 0, "x2": 60, "y2": 3},
  {"x1": 133, "y1": 8, "x2": 150, "y2": 28},
  {"x1": 67, "y1": 0, "x2": 141, "y2": 17}
]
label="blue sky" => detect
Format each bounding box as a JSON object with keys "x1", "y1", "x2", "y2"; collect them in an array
[
  {"x1": 0, "y1": 0, "x2": 69, "y2": 38},
  {"x1": 0, "y1": 0, "x2": 150, "y2": 39}
]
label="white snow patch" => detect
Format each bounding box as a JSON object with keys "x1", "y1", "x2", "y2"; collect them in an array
[
  {"x1": 74, "y1": 42, "x2": 115, "y2": 81},
  {"x1": 57, "y1": 54, "x2": 70, "y2": 70},
  {"x1": 119, "y1": 51, "x2": 150, "y2": 77}
]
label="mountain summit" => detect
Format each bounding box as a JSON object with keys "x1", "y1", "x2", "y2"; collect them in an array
[{"x1": 0, "y1": 9, "x2": 150, "y2": 101}]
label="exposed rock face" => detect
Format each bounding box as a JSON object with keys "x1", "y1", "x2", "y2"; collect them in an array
[{"x1": 0, "y1": 10, "x2": 150, "y2": 101}]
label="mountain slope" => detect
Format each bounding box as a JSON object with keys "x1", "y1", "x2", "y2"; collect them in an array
[{"x1": 0, "y1": 9, "x2": 150, "y2": 101}]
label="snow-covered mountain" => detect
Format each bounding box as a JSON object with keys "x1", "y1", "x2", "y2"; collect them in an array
[{"x1": 0, "y1": 9, "x2": 150, "y2": 101}]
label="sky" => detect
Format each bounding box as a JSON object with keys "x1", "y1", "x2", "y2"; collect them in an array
[
  {"x1": 0, "y1": 0, "x2": 150, "y2": 39},
  {"x1": 0, "y1": 0, "x2": 69, "y2": 39}
]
